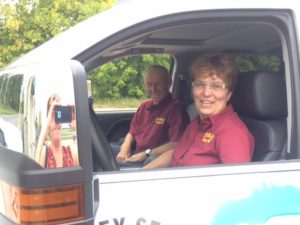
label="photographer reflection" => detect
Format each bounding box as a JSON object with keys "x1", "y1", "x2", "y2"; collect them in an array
[{"x1": 35, "y1": 94, "x2": 78, "y2": 168}]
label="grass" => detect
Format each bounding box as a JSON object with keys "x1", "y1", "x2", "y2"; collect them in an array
[
  {"x1": 0, "y1": 106, "x2": 17, "y2": 115},
  {"x1": 0, "y1": 98, "x2": 142, "y2": 115},
  {"x1": 93, "y1": 97, "x2": 144, "y2": 109}
]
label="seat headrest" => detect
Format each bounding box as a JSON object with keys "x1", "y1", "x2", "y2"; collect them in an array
[{"x1": 231, "y1": 71, "x2": 287, "y2": 119}]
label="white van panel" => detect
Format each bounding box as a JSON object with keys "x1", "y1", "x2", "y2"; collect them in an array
[{"x1": 94, "y1": 162, "x2": 300, "y2": 225}]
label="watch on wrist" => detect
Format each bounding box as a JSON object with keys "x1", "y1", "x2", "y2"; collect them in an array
[{"x1": 145, "y1": 148, "x2": 152, "y2": 157}]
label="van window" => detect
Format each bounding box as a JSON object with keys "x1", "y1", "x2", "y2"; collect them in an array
[
  {"x1": 0, "y1": 74, "x2": 22, "y2": 115},
  {"x1": 233, "y1": 54, "x2": 281, "y2": 73},
  {"x1": 88, "y1": 54, "x2": 172, "y2": 111},
  {"x1": 0, "y1": 74, "x2": 23, "y2": 152}
]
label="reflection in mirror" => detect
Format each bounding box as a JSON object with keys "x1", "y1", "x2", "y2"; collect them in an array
[
  {"x1": 32, "y1": 68, "x2": 79, "y2": 169},
  {"x1": 35, "y1": 93, "x2": 78, "y2": 168},
  {"x1": 0, "y1": 65, "x2": 79, "y2": 169}
]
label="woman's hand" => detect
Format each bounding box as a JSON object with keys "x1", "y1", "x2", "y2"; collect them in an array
[{"x1": 46, "y1": 94, "x2": 61, "y2": 132}]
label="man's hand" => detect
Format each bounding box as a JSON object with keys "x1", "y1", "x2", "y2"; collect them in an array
[
  {"x1": 126, "y1": 152, "x2": 147, "y2": 163},
  {"x1": 116, "y1": 133, "x2": 134, "y2": 161},
  {"x1": 116, "y1": 149, "x2": 130, "y2": 162}
]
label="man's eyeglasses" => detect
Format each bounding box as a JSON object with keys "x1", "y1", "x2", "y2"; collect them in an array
[{"x1": 192, "y1": 81, "x2": 227, "y2": 92}]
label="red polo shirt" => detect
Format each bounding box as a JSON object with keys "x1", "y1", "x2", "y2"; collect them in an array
[
  {"x1": 130, "y1": 93, "x2": 188, "y2": 152},
  {"x1": 171, "y1": 104, "x2": 254, "y2": 166}
]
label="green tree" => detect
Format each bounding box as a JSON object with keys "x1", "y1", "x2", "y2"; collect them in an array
[
  {"x1": 0, "y1": 0, "x2": 116, "y2": 68},
  {"x1": 89, "y1": 54, "x2": 171, "y2": 100},
  {"x1": 235, "y1": 55, "x2": 280, "y2": 72}
]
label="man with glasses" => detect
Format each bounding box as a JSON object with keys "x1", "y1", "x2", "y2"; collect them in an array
[{"x1": 144, "y1": 53, "x2": 254, "y2": 168}]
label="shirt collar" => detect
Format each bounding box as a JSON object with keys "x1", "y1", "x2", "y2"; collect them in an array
[
  {"x1": 197, "y1": 104, "x2": 234, "y2": 131},
  {"x1": 147, "y1": 93, "x2": 172, "y2": 111}
]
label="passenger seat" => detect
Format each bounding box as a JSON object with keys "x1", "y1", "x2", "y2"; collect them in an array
[
  {"x1": 231, "y1": 71, "x2": 287, "y2": 161},
  {"x1": 186, "y1": 102, "x2": 197, "y2": 121}
]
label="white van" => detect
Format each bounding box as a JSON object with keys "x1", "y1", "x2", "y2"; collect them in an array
[{"x1": 1, "y1": 0, "x2": 300, "y2": 224}]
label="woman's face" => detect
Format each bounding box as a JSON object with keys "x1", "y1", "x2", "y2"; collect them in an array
[
  {"x1": 49, "y1": 95, "x2": 62, "y2": 144},
  {"x1": 192, "y1": 74, "x2": 232, "y2": 119},
  {"x1": 50, "y1": 124, "x2": 62, "y2": 144}
]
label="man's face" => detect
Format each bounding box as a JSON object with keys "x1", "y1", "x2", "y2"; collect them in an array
[{"x1": 144, "y1": 73, "x2": 171, "y2": 105}]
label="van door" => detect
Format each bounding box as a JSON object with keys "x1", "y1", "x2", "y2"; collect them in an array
[
  {"x1": 84, "y1": 10, "x2": 300, "y2": 225},
  {"x1": 94, "y1": 162, "x2": 300, "y2": 225},
  {"x1": 0, "y1": 60, "x2": 93, "y2": 225}
]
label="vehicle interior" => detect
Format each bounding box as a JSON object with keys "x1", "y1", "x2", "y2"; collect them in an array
[{"x1": 76, "y1": 12, "x2": 289, "y2": 171}]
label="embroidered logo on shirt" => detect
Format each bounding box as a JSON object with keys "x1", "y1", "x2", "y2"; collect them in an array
[
  {"x1": 155, "y1": 117, "x2": 165, "y2": 125},
  {"x1": 202, "y1": 132, "x2": 214, "y2": 143}
]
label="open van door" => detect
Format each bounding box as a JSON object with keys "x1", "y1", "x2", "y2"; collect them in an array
[{"x1": 0, "y1": 60, "x2": 94, "y2": 225}]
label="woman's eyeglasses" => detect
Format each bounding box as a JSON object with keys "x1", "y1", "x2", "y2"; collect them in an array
[{"x1": 192, "y1": 81, "x2": 227, "y2": 92}]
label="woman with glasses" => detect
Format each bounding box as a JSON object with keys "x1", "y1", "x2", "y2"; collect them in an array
[
  {"x1": 144, "y1": 53, "x2": 254, "y2": 168},
  {"x1": 35, "y1": 94, "x2": 78, "y2": 168}
]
